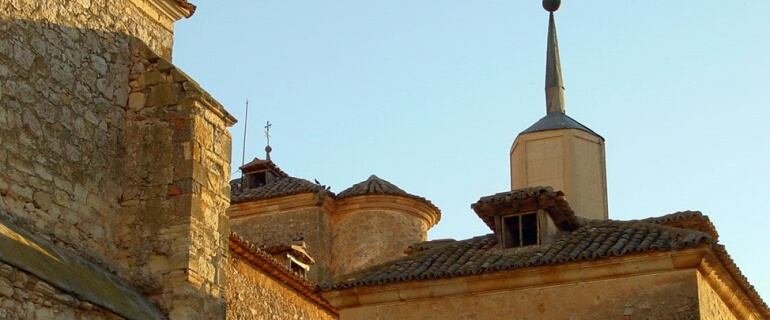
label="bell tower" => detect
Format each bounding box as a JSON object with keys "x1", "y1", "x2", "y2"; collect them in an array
[{"x1": 510, "y1": 0, "x2": 608, "y2": 220}]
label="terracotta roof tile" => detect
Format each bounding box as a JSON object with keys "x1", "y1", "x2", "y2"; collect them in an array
[
  {"x1": 338, "y1": 175, "x2": 410, "y2": 198},
  {"x1": 641, "y1": 210, "x2": 719, "y2": 240},
  {"x1": 231, "y1": 177, "x2": 326, "y2": 204},
  {"x1": 472, "y1": 186, "x2": 580, "y2": 232},
  {"x1": 321, "y1": 218, "x2": 713, "y2": 291},
  {"x1": 711, "y1": 244, "x2": 770, "y2": 318},
  {"x1": 239, "y1": 157, "x2": 288, "y2": 177},
  {"x1": 337, "y1": 175, "x2": 440, "y2": 212}
]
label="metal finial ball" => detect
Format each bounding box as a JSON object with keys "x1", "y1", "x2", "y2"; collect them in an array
[
  {"x1": 543, "y1": 0, "x2": 561, "y2": 12},
  {"x1": 265, "y1": 145, "x2": 272, "y2": 153}
]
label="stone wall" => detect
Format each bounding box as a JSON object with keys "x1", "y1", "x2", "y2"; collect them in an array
[
  {"x1": 116, "y1": 40, "x2": 234, "y2": 318},
  {"x1": 0, "y1": 261, "x2": 122, "y2": 320},
  {"x1": 331, "y1": 208, "x2": 427, "y2": 277},
  {"x1": 1, "y1": 2, "x2": 130, "y2": 271},
  {"x1": 0, "y1": 0, "x2": 175, "y2": 272},
  {"x1": 225, "y1": 256, "x2": 336, "y2": 320},
  {"x1": 698, "y1": 271, "x2": 738, "y2": 319},
  {"x1": 230, "y1": 203, "x2": 333, "y2": 283},
  {"x1": 1, "y1": 1, "x2": 235, "y2": 318},
  {"x1": 337, "y1": 269, "x2": 700, "y2": 320}
]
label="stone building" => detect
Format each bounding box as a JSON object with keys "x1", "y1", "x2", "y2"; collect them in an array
[{"x1": 0, "y1": 0, "x2": 767, "y2": 319}]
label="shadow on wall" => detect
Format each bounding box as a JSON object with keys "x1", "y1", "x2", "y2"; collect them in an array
[{"x1": 0, "y1": 18, "x2": 235, "y2": 318}]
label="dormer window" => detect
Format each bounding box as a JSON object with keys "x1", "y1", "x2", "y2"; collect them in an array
[
  {"x1": 247, "y1": 172, "x2": 267, "y2": 188},
  {"x1": 287, "y1": 254, "x2": 310, "y2": 279},
  {"x1": 502, "y1": 212, "x2": 539, "y2": 248},
  {"x1": 473, "y1": 187, "x2": 580, "y2": 250}
]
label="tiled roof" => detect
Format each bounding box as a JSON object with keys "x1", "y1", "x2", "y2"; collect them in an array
[
  {"x1": 711, "y1": 244, "x2": 770, "y2": 318},
  {"x1": 231, "y1": 177, "x2": 326, "y2": 204},
  {"x1": 337, "y1": 175, "x2": 440, "y2": 212},
  {"x1": 472, "y1": 186, "x2": 579, "y2": 232},
  {"x1": 338, "y1": 175, "x2": 410, "y2": 198},
  {"x1": 238, "y1": 157, "x2": 288, "y2": 177},
  {"x1": 641, "y1": 210, "x2": 719, "y2": 240},
  {"x1": 321, "y1": 218, "x2": 712, "y2": 291},
  {"x1": 229, "y1": 234, "x2": 337, "y2": 315}
]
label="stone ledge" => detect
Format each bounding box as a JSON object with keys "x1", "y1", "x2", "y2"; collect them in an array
[
  {"x1": 0, "y1": 214, "x2": 164, "y2": 320},
  {"x1": 334, "y1": 195, "x2": 441, "y2": 229},
  {"x1": 130, "y1": 0, "x2": 196, "y2": 31},
  {"x1": 322, "y1": 247, "x2": 707, "y2": 309}
]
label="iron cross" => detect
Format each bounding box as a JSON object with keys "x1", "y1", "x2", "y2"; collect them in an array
[{"x1": 264, "y1": 121, "x2": 272, "y2": 146}]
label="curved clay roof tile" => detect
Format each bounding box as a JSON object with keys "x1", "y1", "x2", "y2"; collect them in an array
[
  {"x1": 337, "y1": 175, "x2": 441, "y2": 213},
  {"x1": 337, "y1": 175, "x2": 410, "y2": 198}
]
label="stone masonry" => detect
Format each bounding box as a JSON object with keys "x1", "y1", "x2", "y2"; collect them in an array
[
  {"x1": 116, "y1": 39, "x2": 235, "y2": 318},
  {"x1": 226, "y1": 256, "x2": 336, "y2": 320},
  {"x1": 1, "y1": 0, "x2": 235, "y2": 318},
  {"x1": 0, "y1": 261, "x2": 121, "y2": 320}
]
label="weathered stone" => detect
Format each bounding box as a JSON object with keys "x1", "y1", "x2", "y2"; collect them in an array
[
  {"x1": 90, "y1": 54, "x2": 108, "y2": 75},
  {"x1": 227, "y1": 256, "x2": 336, "y2": 320},
  {"x1": 32, "y1": 191, "x2": 53, "y2": 210},
  {"x1": 0, "y1": 280, "x2": 13, "y2": 298},
  {"x1": 22, "y1": 109, "x2": 42, "y2": 136},
  {"x1": 146, "y1": 83, "x2": 179, "y2": 106},
  {"x1": 127, "y1": 92, "x2": 146, "y2": 110}
]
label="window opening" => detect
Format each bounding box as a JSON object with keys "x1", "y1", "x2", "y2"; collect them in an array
[
  {"x1": 247, "y1": 172, "x2": 267, "y2": 188},
  {"x1": 502, "y1": 213, "x2": 539, "y2": 248}
]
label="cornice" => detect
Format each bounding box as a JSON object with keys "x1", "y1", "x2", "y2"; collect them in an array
[
  {"x1": 322, "y1": 247, "x2": 707, "y2": 309},
  {"x1": 130, "y1": 0, "x2": 194, "y2": 31},
  {"x1": 228, "y1": 192, "x2": 333, "y2": 219},
  {"x1": 334, "y1": 195, "x2": 441, "y2": 229},
  {"x1": 700, "y1": 249, "x2": 769, "y2": 319}
]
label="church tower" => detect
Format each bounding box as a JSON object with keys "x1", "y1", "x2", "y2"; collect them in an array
[{"x1": 510, "y1": 0, "x2": 608, "y2": 220}]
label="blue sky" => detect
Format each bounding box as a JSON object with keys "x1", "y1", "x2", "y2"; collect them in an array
[{"x1": 174, "y1": 1, "x2": 770, "y2": 301}]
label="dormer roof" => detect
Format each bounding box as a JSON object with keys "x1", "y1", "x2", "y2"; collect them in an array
[
  {"x1": 471, "y1": 186, "x2": 579, "y2": 232},
  {"x1": 239, "y1": 157, "x2": 288, "y2": 178}
]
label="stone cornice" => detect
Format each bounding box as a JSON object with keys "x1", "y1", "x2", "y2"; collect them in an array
[
  {"x1": 229, "y1": 193, "x2": 441, "y2": 228},
  {"x1": 228, "y1": 192, "x2": 333, "y2": 219},
  {"x1": 322, "y1": 247, "x2": 707, "y2": 309},
  {"x1": 334, "y1": 195, "x2": 441, "y2": 229},
  {"x1": 130, "y1": 0, "x2": 194, "y2": 31},
  {"x1": 699, "y1": 249, "x2": 769, "y2": 319},
  {"x1": 510, "y1": 128, "x2": 602, "y2": 155}
]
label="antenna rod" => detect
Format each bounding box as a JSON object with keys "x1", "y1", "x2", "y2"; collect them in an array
[{"x1": 240, "y1": 99, "x2": 249, "y2": 183}]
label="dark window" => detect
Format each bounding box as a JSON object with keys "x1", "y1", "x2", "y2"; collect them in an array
[
  {"x1": 289, "y1": 260, "x2": 307, "y2": 278},
  {"x1": 247, "y1": 172, "x2": 267, "y2": 188},
  {"x1": 502, "y1": 213, "x2": 539, "y2": 248}
]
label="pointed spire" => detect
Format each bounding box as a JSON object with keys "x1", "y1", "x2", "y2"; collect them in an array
[{"x1": 544, "y1": 1, "x2": 565, "y2": 114}]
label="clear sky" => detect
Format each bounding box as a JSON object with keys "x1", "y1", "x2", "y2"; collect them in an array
[{"x1": 174, "y1": 1, "x2": 770, "y2": 301}]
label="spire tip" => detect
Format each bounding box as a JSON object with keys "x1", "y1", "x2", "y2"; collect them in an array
[{"x1": 543, "y1": 0, "x2": 561, "y2": 12}]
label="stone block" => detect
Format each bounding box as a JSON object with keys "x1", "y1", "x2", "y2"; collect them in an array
[
  {"x1": 32, "y1": 191, "x2": 53, "y2": 210},
  {"x1": 147, "y1": 83, "x2": 179, "y2": 107}
]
